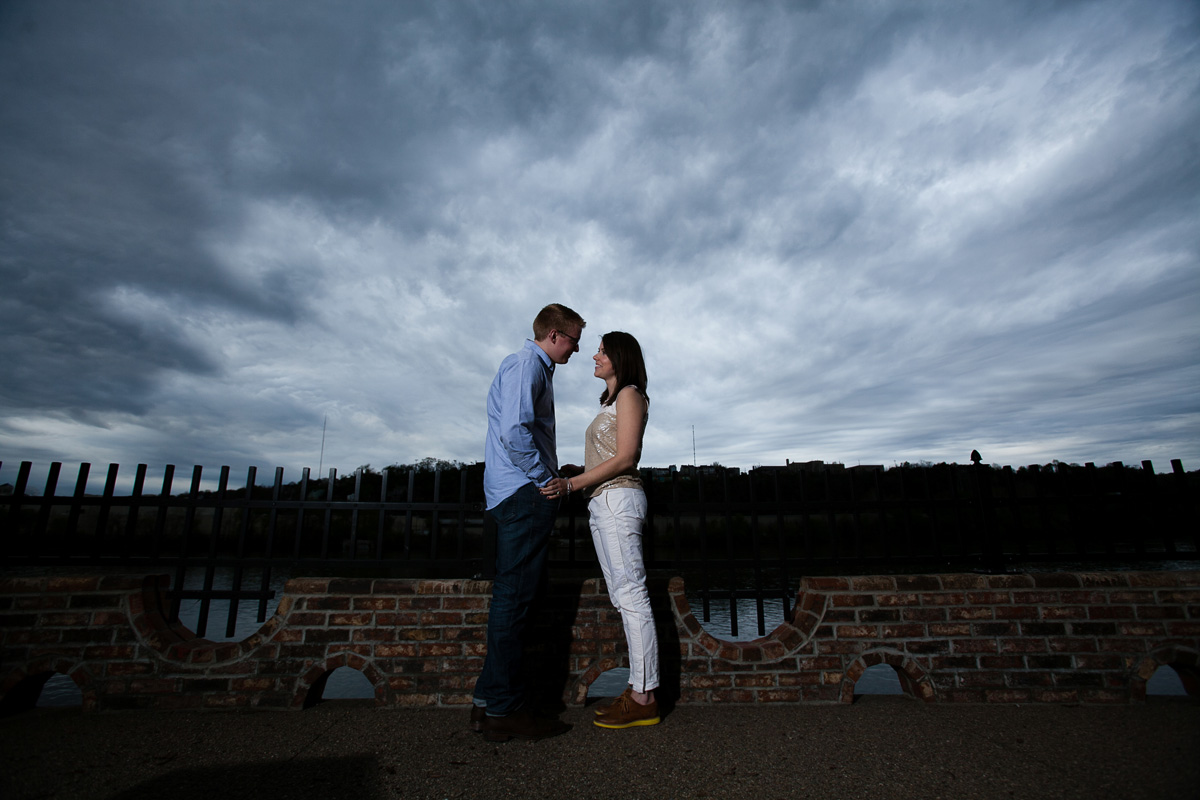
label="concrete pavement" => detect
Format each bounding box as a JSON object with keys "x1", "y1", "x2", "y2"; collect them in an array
[{"x1": 2, "y1": 698, "x2": 1197, "y2": 800}]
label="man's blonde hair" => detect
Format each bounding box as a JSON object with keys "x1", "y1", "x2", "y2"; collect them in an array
[{"x1": 532, "y1": 303, "x2": 585, "y2": 340}]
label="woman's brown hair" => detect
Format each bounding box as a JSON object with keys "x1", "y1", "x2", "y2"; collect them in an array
[{"x1": 599, "y1": 331, "x2": 648, "y2": 406}]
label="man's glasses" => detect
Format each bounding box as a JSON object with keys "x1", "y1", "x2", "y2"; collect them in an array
[{"x1": 555, "y1": 330, "x2": 580, "y2": 347}]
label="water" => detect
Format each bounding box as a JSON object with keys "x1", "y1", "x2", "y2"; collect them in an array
[
  {"x1": 689, "y1": 595, "x2": 788, "y2": 641},
  {"x1": 175, "y1": 567, "x2": 291, "y2": 642}
]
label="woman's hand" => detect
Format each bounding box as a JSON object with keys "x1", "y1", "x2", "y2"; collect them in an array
[{"x1": 541, "y1": 477, "x2": 570, "y2": 498}]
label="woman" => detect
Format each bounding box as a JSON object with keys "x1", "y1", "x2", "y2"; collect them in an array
[{"x1": 543, "y1": 331, "x2": 659, "y2": 729}]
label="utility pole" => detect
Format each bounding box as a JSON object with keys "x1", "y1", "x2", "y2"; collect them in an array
[{"x1": 318, "y1": 415, "x2": 327, "y2": 476}]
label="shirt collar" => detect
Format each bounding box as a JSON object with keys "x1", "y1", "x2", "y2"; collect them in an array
[{"x1": 524, "y1": 338, "x2": 554, "y2": 374}]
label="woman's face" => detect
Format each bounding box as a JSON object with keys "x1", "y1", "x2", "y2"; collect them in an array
[{"x1": 593, "y1": 344, "x2": 615, "y2": 381}]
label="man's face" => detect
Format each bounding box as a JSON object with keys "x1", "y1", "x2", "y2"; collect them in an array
[{"x1": 547, "y1": 327, "x2": 582, "y2": 365}]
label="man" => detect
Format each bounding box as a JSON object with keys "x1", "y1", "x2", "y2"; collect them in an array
[{"x1": 471, "y1": 303, "x2": 585, "y2": 742}]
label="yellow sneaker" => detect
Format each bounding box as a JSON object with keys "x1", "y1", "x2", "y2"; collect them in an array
[
  {"x1": 594, "y1": 686, "x2": 633, "y2": 717},
  {"x1": 592, "y1": 693, "x2": 659, "y2": 729}
]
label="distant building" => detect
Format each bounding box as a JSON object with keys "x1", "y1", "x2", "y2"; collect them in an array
[{"x1": 781, "y1": 460, "x2": 845, "y2": 472}]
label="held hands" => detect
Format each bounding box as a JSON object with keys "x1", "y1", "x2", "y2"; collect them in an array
[{"x1": 541, "y1": 477, "x2": 573, "y2": 499}]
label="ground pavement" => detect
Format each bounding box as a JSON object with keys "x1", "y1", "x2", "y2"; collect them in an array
[{"x1": 2, "y1": 698, "x2": 1197, "y2": 800}]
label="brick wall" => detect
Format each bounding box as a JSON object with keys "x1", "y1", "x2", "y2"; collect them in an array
[{"x1": 1, "y1": 571, "x2": 1197, "y2": 712}]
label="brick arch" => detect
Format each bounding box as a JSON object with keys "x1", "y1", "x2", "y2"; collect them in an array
[
  {"x1": 840, "y1": 649, "x2": 936, "y2": 704},
  {"x1": 0, "y1": 657, "x2": 98, "y2": 714},
  {"x1": 295, "y1": 651, "x2": 391, "y2": 709},
  {"x1": 571, "y1": 657, "x2": 625, "y2": 704},
  {"x1": 130, "y1": 575, "x2": 294, "y2": 666},
  {"x1": 1130, "y1": 642, "x2": 1200, "y2": 701},
  {"x1": 667, "y1": 577, "x2": 825, "y2": 664}
]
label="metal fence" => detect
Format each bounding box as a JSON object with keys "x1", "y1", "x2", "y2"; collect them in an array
[{"x1": 3, "y1": 458, "x2": 1196, "y2": 638}]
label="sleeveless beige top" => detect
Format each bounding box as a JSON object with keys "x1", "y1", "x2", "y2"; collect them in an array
[{"x1": 583, "y1": 388, "x2": 648, "y2": 498}]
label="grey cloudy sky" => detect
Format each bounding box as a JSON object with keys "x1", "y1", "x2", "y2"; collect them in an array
[{"x1": 1, "y1": 0, "x2": 1197, "y2": 490}]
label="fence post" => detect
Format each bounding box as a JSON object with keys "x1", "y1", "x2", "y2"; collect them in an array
[{"x1": 973, "y1": 462, "x2": 1005, "y2": 573}]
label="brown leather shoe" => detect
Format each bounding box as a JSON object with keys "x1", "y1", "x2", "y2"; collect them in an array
[
  {"x1": 592, "y1": 693, "x2": 659, "y2": 729},
  {"x1": 483, "y1": 707, "x2": 572, "y2": 742},
  {"x1": 594, "y1": 686, "x2": 633, "y2": 717},
  {"x1": 470, "y1": 705, "x2": 486, "y2": 733}
]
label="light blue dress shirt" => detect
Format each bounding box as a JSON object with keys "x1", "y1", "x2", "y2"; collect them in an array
[{"x1": 483, "y1": 340, "x2": 559, "y2": 509}]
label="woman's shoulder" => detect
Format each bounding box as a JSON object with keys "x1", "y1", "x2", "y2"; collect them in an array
[{"x1": 615, "y1": 385, "x2": 648, "y2": 408}]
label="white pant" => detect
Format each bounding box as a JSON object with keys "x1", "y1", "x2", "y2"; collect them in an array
[{"x1": 588, "y1": 488, "x2": 659, "y2": 693}]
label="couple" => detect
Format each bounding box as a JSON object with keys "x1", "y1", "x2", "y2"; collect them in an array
[{"x1": 472, "y1": 303, "x2": 659, "y2": 742}]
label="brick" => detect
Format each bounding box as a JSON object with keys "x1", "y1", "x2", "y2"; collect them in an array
[
  {"x1": 734, "y1": 674, "x2": 776, "y2": 688},
  {"x1": 979, "y1": 656, "x2": 1024, "y2": 669},
  {"x1": 304, "y1": 597, "x2": 352, "y2": 611},
  {"x1": 848, "y1": 576, "x2": 895, "y2": 591},
  {"x1": 932, "y1": 655, "x2": 978, "y2": 669},
  {"x1": 353, "y1": 597, "x2": 397, "y2": 611},
  {"x1": 1053, "y1": 672, "x2": 1104, "y2": 688},
  {"x1": 966, "y1": 592, "x2": 1010, "y2": 605},
  {"x1": 1074, "y1": 654, "x2": 1123, "y2": 670},
  {"x1": 1109, "y1": 590, "x2": 1157, "y2": 604},
  {"x1": 993, "y1": 606, "x2": 1038, "y2": 620},
  {"x1": 882, "y1": 624, "x2": 926, "y2": 638},
  {"x1": 1026, "y1": 655, "x2": 1073, "y2": 670},
  {"x1": 1158, "y1": 590, "x2": 1200, "y2": 603},
  {"x1": 1012, "y1": 591, "x2": 1061, "y2": 604},
  {"x1": 1041, "y1": 606, "x2": 1087, "y2": 620},
  {"x1": 805, "y1": 577, "x2": 850, "y2": 591},
  {"x1": 1078, "y1": 573, "x2": 1130, "y2": 588},
  {"x1": 1126, "y1": 573, "x2": 1176, "y2": 588},
  {"x1": 831, "y1": 594, "x2": 876, "y2": 607},
  {"x1": 48, "y1": 577, "x2": 102, "y2": 592},
  {"x1": 68, "y1": 595, "x2": 124, "y2": 610},
  {"x1": 877, "y1": 593, "x2": 920, "y2": 607},
  {"x1": 1136, "y1": 606, "x2": 1184, "y2": 620},
  {"x1": 923, "y1": 593, "x2": 967, "y2": 606},
  {"x1": 1031, "y1": 573, "x2": 1081, "y2": 588},
  {"x1": 1031, "y1": 689, "x2": 1080, "y2": 703},
  {"x1": 14, "y1": 595, "x2": 68, "y2": 610},
  {"x1": 398, "y1": 628, "x2": 442, "y2": 641},
  {"x1": 835, "y1": 625, "x2": 877, "y2": 638},
  {"x1": 1009, "y1": 672, "x2": 1053, "y2": 687},
  {"x1": 959, "y1": 671, "x2": 1006, "y2": 688},
  {"x1": 1087, "y1": 605, "x2": 1135, "y2": 620},
  {"x1": 949, "y1": 607, "x2": 993, "y2": 621},
  {"x1": 902, "y1": 608, "x2": 945, "y2": 622}
]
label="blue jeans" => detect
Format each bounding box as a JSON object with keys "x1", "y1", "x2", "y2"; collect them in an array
[{"x1": 473, "y1": 482, "x2": 558, "y2": 716}]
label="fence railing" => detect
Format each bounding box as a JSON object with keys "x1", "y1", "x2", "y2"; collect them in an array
[{"x1": 2, "y1": 458, "x2": 1196, "y2": 638}]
